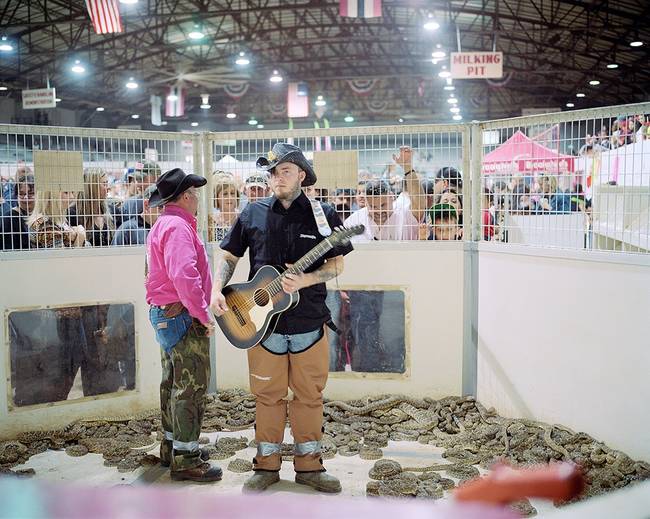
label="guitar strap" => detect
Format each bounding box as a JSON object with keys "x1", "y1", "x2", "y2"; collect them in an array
[{"x1": 308, "y1": 198, "x2": 332, "y2": 237}]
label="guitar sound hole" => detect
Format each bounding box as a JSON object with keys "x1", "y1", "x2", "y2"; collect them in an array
[{"x1": 253, "y1": 289, "x2": 270, "y2": 306}]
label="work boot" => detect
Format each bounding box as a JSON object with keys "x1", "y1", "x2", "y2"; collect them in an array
[
  {"x1": 170, "y1": 461, "x2": 223, "y2": 483},
  {"x1": 160, "y1": 442, "x2": 210, "y2": 468},
  {"x1": 295, "y1": 471, "x2": 342, "y2": 493},
  {"x1": 242, "y1": 471, "x2": 281, "y2": 493}
]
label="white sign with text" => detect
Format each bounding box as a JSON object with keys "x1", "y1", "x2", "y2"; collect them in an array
[
  {"x1": 22, "y1": 88, "x2": 57, "y2": 109},
  {"x1": 450, "y1": 52, "x2": 503, "y2": 79}
]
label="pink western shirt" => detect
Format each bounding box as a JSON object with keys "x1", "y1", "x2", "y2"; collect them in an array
[{"x1": 145, "y1": 205, "x2": 213, "y2": 325}]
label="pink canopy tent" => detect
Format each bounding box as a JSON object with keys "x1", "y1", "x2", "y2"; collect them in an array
[{"x1": 482, "y1": 130, "x2": 574, "y2": 175}]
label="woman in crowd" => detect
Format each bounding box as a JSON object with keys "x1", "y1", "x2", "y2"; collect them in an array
[
  {"x1": 439, "y1": 188, "x2": 463, "y2": 225},
  {"x1": 535, "y1": 174, "x2": 570, "y2": 213},
  {"x1": 27, "y1": 189, "x2": 86, "y2": 248},
  {"x1": 209, "y1": 170, "x2": 239, "y2": 242},
  {"x1": 68, "y1": 168, "x2": 115, "y2": 247},
  {"x1": 0, "y1": 168, "x2": 35, "y2": 250}
]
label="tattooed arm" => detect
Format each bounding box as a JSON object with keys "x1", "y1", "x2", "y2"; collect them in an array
[
  {"x1": 210, "y1": 250, "x2": 240, "y2": 315},
  {"x1": 281, "y1": 255, "x2": 344, "y2": 294}
]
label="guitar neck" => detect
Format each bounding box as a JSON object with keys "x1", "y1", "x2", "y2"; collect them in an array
[{"x1": 268, "y1": 236, "x2": 335, "y2": 295}]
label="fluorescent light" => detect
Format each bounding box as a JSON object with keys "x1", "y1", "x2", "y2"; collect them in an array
[
  {"x1": 629, "y1": 41, "x2": 643, "y2": 47},
  {"x1": 450, "y1": 107, "x2": 460, "y2": 113},
  {"x1": 131, "y1": 114, "x2": 139, "y2": 119},
  {"x1": 235, "y1": 52, "x2": 250, "y2": 66},
  {"x1": 191, "y1": 122, "x2": 199, "y2": 127},
  {"x1": 248, "y1": 118, "x2": 258, "y2": 125},
  {"x1": 576, "y1": 93, "x2": 586, "y2": 98},
  {"x1": 71, "y1": 60, "x2": 85, "y2": 74},
  {"x1": 315, "y1": 95, "x2": 326, "y2": 107},
  {"x1": 432, "y1": 51, "x2": 446, "y2": 59},
  {"x1": 607, "y1": 63, "x2": 619, "y2": 69},
  {"x1": 452, "y1": 114, "x2": 462, "y2": 121},
  {"x1": 0, "y1": 37, "x2": 13, "y2": 52},
  {"x1": 444, "y1": 85, "x2": 455, "y2": 91},
  {"x1": 0, "y1": 86, "x2": 7, "y2": 91},
  {"x1": 270, "y1": 70, "x2": 283, "y2": 83},
  {"x1": 96, "y1": 106, "x2": 105, "y2": 111},
  {"x1": 566, "y1": 103, "x2": 575, "y2": 108},
  {"x1": 226, "y1": 112, "x2": 237, "y2": 119},
  {"x1": 200, "y1": 103, "x2": 211, "y2": 109},
  {"x1": 256, "y1": 124, "x2": 264, "y2": 129},
  {"x1": 344, "y1": 115, "x2": 354, "y2": 123},
  {"x1": 589, "y1": 80, "x2": 600, "y2": 86},
  {"x1": 125, "y1": 77, "x2": 138, "y2": 89},
  {"x1": 424, "y1": 21, "x2": 440, "y2": 31},
  {"x1": 447, "y1": 97, "x2": 458, "y2": 104}
]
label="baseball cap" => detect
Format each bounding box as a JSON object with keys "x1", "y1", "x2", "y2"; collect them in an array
[{"x1": 428, "y1": 202, "x2": 458, "y2": 222}]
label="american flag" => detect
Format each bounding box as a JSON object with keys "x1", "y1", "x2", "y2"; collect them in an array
[
  {"x1": 340, "y1": 0, "x2": 382, "y2": 18},
  {"x1": 85, "y1": 0, "x2": 123, "y2": 34}
]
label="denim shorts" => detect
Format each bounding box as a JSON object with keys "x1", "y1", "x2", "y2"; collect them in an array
[
  {"x1": 149, "y1": 306, "x2": 193, "y2": 353},
  {"x1": 261, "y1": 328, "x2": 323, "y2": 354}
]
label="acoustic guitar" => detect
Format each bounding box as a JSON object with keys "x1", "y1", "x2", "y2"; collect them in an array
[{"x1": 215, "y1": 224, "x2": 364, "y2": 350}]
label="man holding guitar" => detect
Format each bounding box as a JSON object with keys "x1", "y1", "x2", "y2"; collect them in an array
[{"x1": 211, "y1": 143, "x2": 353, "y2": 494}]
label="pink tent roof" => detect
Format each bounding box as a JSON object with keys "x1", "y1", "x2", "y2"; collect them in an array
[{"x1": 482, "y1": 130, "x2": 574, "y2": 175}]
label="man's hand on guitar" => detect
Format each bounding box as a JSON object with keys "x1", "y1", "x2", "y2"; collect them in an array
[
  {"x1": 281, "y1": 264, "x2": 313, "y2": 294},
  {"x1": 210, "y1": 292, "x2": 229, "y2": 316}
]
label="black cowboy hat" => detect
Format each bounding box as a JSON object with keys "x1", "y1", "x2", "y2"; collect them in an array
[
  {"x1": 255, "y1": 142, "x2": 317, "y2": 186},
  {"x1": 148, "y1": 168, "x2": 207, "y2": 208}
]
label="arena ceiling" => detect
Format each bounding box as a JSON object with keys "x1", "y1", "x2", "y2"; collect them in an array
[{"x1": 0, "y1": 0, "x2": 649, "y2": 129}]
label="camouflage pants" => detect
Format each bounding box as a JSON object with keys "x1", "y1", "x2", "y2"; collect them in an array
[{"x1": 159, "y1": 320, "x2": 210, "y2": 470}]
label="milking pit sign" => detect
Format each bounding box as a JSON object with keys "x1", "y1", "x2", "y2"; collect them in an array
[{"x1": 450, "y1": 52, "x2": 503, "y2": 79}]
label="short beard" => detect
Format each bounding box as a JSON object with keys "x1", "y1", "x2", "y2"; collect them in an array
[{"x1": 275, "y1": 183, "x2": 302, "y2": 202}]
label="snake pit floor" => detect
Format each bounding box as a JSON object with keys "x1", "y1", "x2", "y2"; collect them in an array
[{"x1": 13, "y1": 427, "x2": 559, "y2": 516}]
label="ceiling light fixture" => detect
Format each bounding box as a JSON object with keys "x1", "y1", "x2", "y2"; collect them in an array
[
  {"x1": 344, "y1": 114, "x2": 354, "y2": 123},
  {"x1": 629, "y1": 41, "x2": 643, "y2": 47},
  {"x1": 424, "y1": 17, "x2": 440, "y2": 31},
  {"x1": 200, "y1": 93, "x2": 210, "y2": 109},
  {"x1": 248, "y1": 118, "x2": 258, "y2": 125},
  {"x1": 125, "y1": 77, "x2": 138, "y2": 89},
  {"x1": 235, "y1": 52, "x2": 250, "y2": 66},
  {"x1": 226, "y1": 112, "x2": 237, "y2": 119},
  {"x1": 444, "y1": 85, "x2": 455, "y2": 91},
  {"x1": 191, "y1": 122, "x2": 199, "y2": 127},
  {"x1": 576, "y1": 93, "x2": 586, "y2": 98},
  {"x1": 450, "y1": 107, "x2": 460, "y2": 113},
  {"x1": 432, "y1": 50, "x2": 446, "y2": 59},
  {"x1": 119, "y1": 0, "x2": 138, "y2": 4},
  {"x1": 0, "y1": 86, "x2": 8, "y2": 91},
  {"x1": 447, "y1": 97, "x2": 458, "y2": 104},
  {"x1": 315, "y1": 95, "x2": 326, "y2": 107},
  {"x1": 589, "y1": 80, "x2": 601, "y2": 86},
  {"x1": 566, "y1": 103, "x2": 575, "y2": 108},
  {"x1": 606, "y1": 63, "x2": 619, "y2": 69},
  {"x1": 269, "y1": 70, "x2": 283, "y2": 83},
  {"x1": 452, "y1": 114, "x2": 463, "y2": 121},
  {"x1": 188, "y1": 25, "x2": 205, "y2": 40},
  {"x1": 161, "y1": 121, "x2": 168, "y2": 126},
  {"x1": 71, "y1": 60, "x2": 85, "y2": 74},
  {"x1": 0, "y1": 37, "x2": 13, "y2": 52},
  {"x1": 131, "y1": 114, "x2": 139, "y2": 119},
  {"x1": 96, "y1": 106, "x2": 105, "y2": 111},
  {"x1": 256, "y1": 124, "x2": 264, "y2": 129}
]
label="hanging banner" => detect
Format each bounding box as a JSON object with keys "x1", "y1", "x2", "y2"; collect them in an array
[
  {"x1": 450, "y1": 52, "x2": 503, "y2": 79},
  {"x1": 22, "y1": 88, "x2": 57, "y2": 109}
]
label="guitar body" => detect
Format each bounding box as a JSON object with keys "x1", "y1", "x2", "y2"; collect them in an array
[{"x1": 216, "y1": 265, "x2": 299, "y2": 350}]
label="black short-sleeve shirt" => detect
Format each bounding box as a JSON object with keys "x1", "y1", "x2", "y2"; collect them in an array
[{"x1": 220, "y1": 192, "x2": 353, "y2": 334}]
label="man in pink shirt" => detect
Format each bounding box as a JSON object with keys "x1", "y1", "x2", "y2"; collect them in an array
[{"x1": 146, "y1": 168, "x2": 222, "y2": 483}]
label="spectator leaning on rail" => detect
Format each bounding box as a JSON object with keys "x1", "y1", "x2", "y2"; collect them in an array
[
  {"x1": 145, "y1": 168, "x2": 222, "y2": 483},
  {"x1": 1, "y1": 169, "x2": 35, "y2": 251},
  {"x1": 111, "y1": 185, "x2": 160, "y2": 246},
  {"x1": 27, "y1": 189, "x2": 86, "y2": 249}
]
